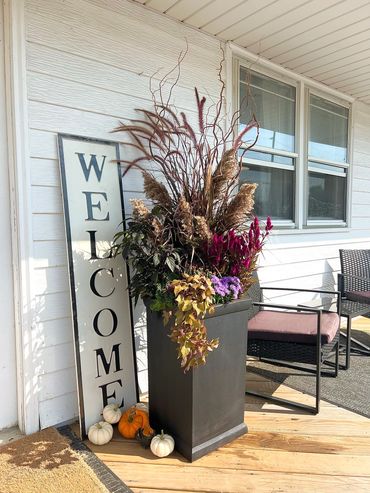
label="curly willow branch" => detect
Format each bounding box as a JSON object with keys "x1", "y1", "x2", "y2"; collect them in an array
[{"x1": 113, "y1": 43, "x2": 259, "y2": 229}]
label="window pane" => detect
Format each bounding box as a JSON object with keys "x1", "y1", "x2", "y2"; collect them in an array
[
  {"x1": 240, "y1": 68, "x2": 295, "y2": 152},
  {"x1": 308, "y1": 172, "x2": 346, "y2": 221},
  {"x1": 309, "y1": 94, "x2": 348, "y2": 163},
  {"x1": 308, "y1": 161, "x2": 346, "y2": 175},
  {"x1": 240, "y1": 164, "x2": 294, "y2": 221},
  {"x1": 243, "y1": 149, "x2": 294, "y2": 166}
]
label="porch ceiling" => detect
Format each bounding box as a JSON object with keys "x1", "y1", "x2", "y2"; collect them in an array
[{"x1": 134, "y1": 0, "x2": 370, "y2": 104}]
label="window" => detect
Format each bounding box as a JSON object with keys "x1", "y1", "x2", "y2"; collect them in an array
[
  {"x1": 307, "y1": 94, "x2": 349, "y2": 224},
  {"x1": 237, "y1": 61, "x2": 351, "y2": 230},
  {"x1": 239, "y1": 68, "x2": 297, "y2": 224}
]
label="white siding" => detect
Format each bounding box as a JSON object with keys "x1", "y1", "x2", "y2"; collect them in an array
[
  {"x1": 24, "y1": 0, "x2": 370, "y2": 429},
  {"x1": 0, "y1": 0, "x2": 17, "y2": 430},
  {"x1": 25, "y1": 0, "x2": 223, "y2": 428}
]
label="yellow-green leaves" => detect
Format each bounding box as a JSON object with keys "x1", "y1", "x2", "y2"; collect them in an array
[
  {"x1": 172, "y1": 274, "x2": 214, "y2": 311},
  {"x1": 164, "y1": 274, "x2": 218, "y2": 371}
]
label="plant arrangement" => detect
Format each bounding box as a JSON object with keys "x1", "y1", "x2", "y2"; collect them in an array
[{"x1": 113, "y1": 55, "x2": 272, "y2": 371}]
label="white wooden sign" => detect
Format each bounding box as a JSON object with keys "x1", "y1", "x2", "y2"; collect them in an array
[{"x1": 58, "y1": 134, "x2": 138, "y2": 437}]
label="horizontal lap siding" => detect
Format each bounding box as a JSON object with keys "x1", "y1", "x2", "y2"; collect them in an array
[
  {"x1": 26, "y1": 0, "x2": 370, "y2": 429},
  {"x1": 25, "y1": 0, "x2": 223, "y2": 428}
]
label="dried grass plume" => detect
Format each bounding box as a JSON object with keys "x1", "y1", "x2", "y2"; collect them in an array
[
  {"x1": 194, "y1": 216, "x2": 212, "y2": 243},
  {"x1": 131, "y1": 199, "x2": 150, "y2": 220},
  {"x1": 143, "y1": 171, "x2": 172, "y2": 210},
  {"x1": 176, "y1": 196, "x2": 193, "y2": 238},
  {"x1": 220, "y1": 183, "x2": 257, "y2": 231},
  {"x1": 212, "y1": 149, "x2": 239, "y2": 201}
]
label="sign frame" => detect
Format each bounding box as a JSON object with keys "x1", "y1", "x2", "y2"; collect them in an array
[{"x1": 58, "y1": 133, "x2": 139, "y2": 438}]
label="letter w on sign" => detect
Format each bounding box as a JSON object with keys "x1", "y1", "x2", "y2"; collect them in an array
[{"x1": 77, "y1": 153, "x2": 106, "y2": 182}]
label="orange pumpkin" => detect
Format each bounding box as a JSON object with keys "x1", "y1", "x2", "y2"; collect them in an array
[
  {"x1": 135, "y1": 409, "x2": 154, "y2": 437},
  {"x1": 118, "y1": 407, "x2": 144, "y2": 439},
  {"x1": 118, "y1": 406, "x2": 154, "y2": 439},
  {"x1": 142, "y1": 424, "x2": 155, "y2": 437}
]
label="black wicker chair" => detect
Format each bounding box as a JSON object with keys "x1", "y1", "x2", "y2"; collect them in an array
[
  {"x1": 246, "y1": 276, "x2": 341, "y2": 414},
  {"x1": 338, "y1": 249, "x2": 370, "y2": 369}
]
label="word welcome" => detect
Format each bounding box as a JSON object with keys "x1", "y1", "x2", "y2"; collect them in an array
[{"x1": 59, "y1": 135, "x2": 137, "y2": 437}]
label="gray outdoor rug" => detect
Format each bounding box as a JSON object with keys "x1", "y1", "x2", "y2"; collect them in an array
[{"x1": 247, "y1": 329, "x2": 370, "y2": 418}]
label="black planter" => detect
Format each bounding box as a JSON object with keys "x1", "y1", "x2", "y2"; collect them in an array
[{"x1": 146, "y1": 298, "x2": 251, "y2": 462}]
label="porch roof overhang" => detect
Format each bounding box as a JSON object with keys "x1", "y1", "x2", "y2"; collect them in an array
[{"x1": 134, "y1": 0, "x2": 370, "y2": 104}]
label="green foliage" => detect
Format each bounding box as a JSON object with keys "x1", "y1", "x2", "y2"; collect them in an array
[
  {"x1": 112, "y1": 206, "x2": 184, "y2": 305},
  {"x1": 213, "y1": 293, "x2": 234, "y2": 305},
  {"x1": 149, "y1": 290, "x2": 174, "y2": 313}
]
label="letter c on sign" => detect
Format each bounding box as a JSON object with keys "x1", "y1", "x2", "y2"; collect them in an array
[{"x1": 90, "y1": 268, "x2": 115, "y2": 298}]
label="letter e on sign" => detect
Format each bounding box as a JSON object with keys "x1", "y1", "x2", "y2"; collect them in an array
[{"x1": 58, "y1": 135, "x2": 138, "y2": 438}]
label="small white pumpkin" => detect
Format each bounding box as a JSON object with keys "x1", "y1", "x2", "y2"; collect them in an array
[
  {"x1": 102, "y1": 403, "x2": 122, "y2": 424},
  {"x1": 150, "y1": 430, "x2": 175, "y2": 458},
  {"x1": 88, "y1": 421, "x2": 113, "y2": 445},
  {"x1": 135, "y1": 402, "x2": 148, "y2": 412}
]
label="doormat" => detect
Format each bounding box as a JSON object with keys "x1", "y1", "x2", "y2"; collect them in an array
[
  {"x1": 0, "y1": 426, "x2": 131, "y2": 493},
  {"x1": 247, "y1": 329, "x2": 370, "y2": 419}
]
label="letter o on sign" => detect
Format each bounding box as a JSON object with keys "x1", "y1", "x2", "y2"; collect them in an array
[{"x1": 93, "y1": 308, "x2": 118, "y2": 337}]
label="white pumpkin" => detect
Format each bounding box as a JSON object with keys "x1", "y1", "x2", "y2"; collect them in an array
[
  {"x1": 102, "y1": 403, "x2": 122, "y2": 424},
  {"x1": 88, "y1": 421, "x2": 113, "y2": 445},
  {"x1": 150, "y1": 430, "x2": 175, "y2": 458},
  {"x1": 135, "y1": 402, "x2": 148, "y2": 412}
]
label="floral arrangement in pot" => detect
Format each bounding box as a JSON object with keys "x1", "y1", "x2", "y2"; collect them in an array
[{"x1": 112, "y1": 60, "x2": 272, "y2": 372}]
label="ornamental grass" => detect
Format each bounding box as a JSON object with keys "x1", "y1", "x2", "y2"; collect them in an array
[{"x1": 113, "y1": 51, "x2": 272, "y2": 370}]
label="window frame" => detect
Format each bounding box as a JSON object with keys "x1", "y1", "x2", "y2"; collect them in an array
[
  {"x1": 236, "y1": 59, "x2": 300, "y2": 229},
  {"x1": 304, "y1": 87, "x2": 352, "y2": 229},
  {"x1": 234, "y1": 56, "x2": 353, "y2": 232}
]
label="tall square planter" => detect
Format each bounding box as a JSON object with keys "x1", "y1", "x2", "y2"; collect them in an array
[{"x1": 146, "y1": 298, "x2": 251, "y2": 462}]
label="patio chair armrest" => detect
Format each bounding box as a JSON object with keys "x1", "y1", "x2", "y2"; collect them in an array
[
  {"x1": 258, "y1": 288, "x2": 341, "y2": 315},
  {"x1": 252, "y1": 301, "x2": 322, "y2": 314},
  {"x1": 260, "y1": 286, "x2": 341, "y2": 297}
]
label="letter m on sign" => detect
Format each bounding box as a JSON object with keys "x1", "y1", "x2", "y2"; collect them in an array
[
  {"x1": 95, "y1": 343, "x2": 122, "y2": 378},
  {"x1": 76, "y1": 153, "x2": 107, "y2": 182}
]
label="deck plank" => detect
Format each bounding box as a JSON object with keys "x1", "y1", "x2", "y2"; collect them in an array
[
  {"x1": 90, "y1": 440, "x2": 370, "y2": 476},
  {"x1": 225, "y1": 431, "x2": 370, "y2": 455},
  {"x1": 100, "y1": 463, "x2": 370, "y2": 493},
  {"x1": 89, "y1": 316, "x2": 370, "y2": 493}
]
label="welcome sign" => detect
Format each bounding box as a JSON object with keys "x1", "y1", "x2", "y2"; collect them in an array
[{"x1": 58, "y1": 134, "x2": 138, "y2": 438}]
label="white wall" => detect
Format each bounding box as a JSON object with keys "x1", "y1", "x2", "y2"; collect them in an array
[
  {"x1": 25, "y1": 0, "x2": 223, "y2": 428},
  {"x1": 24, "y1": 0, "x2": 370, "y2": 429},
  {"x1": 0, "y1": 0, "x2": 18, "y2": 430}
]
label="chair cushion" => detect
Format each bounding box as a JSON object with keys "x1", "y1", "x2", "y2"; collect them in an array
[
  {"x1": 248, "y1": 310, "x2": 339, "y2": 345},
  {"x1": 346, "y1": 291, "x2": 370, "y2": 304}
]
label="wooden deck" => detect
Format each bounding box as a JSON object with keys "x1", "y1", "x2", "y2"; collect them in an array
[{"x1": 88, "y1": 318, "x2": 370, "y2": 493}]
